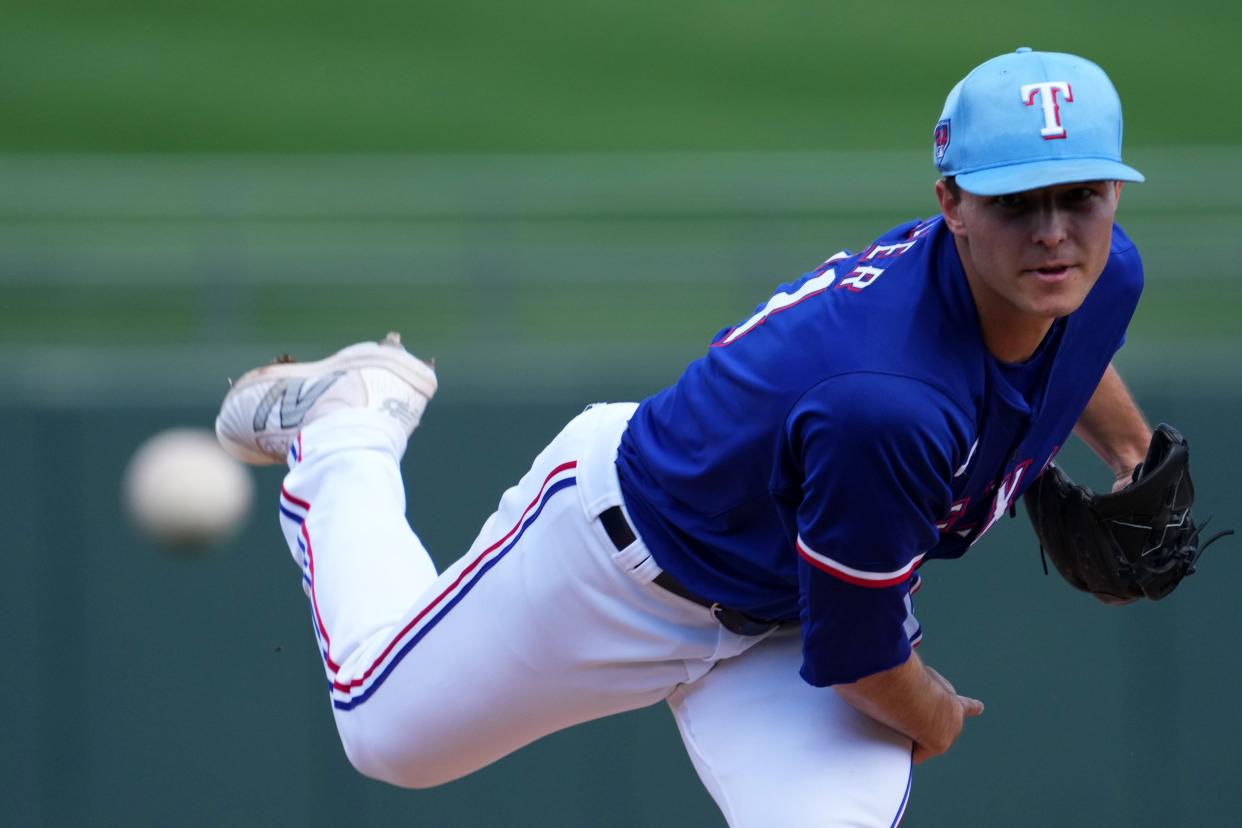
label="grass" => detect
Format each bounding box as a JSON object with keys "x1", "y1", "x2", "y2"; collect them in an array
[{"x1": 2, "y1": 0, "x2": 1240, "y2": 153}]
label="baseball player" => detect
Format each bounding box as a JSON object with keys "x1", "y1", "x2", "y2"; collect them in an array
[{"x1": 217, "y1": 49, "x2": 1157, "y2": 826}]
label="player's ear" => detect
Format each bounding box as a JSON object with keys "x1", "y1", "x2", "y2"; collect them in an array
[{"x1": 935, "y1": 178, "x2": 967, "y2": 235}]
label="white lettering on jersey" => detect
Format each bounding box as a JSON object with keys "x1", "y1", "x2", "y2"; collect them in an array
[
  {"x1": 974, "y1": 460, "x2": 1033, "y2": 542},
  {"x1": 953, "y1": 438, "x2": 979, "y2": 478},
  {"x1": 936, "y1": 497, "x2": 970, "y2": 533},
  {"x1": 838, "y1": 265, "x2": 886, "y2": 292},
  {"x1": 1020, "y1": 81, "x2": 1074, "y2": 139},
  {"x1": 719, "y1": 266, "x2": 840, "y2": 346},
  {"x1": 863, "y1": 241, "x2": 918, "y2": 261}
]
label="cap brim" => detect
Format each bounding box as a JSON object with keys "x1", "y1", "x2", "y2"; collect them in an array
[{"x1": 956, "y1": 159, "x2": 1145, "y2": 196}]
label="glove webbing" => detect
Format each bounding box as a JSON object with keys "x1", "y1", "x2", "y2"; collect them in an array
[{"x1": 1037, "y1": 516, "x2": 1232, "y2": 578}]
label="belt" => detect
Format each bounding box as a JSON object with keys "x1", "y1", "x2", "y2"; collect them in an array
[{"x1": 598, "y1": 506, "x2": 780, "y2": 637}]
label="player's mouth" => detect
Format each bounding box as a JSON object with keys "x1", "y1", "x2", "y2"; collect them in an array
[{"x1": 1024, "y1": 262, "x2": 1074, "y2": 282}]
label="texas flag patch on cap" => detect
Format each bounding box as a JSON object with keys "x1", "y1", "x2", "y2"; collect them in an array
[{"x1": 933, "y1": 119, "x2": 951, "y2": 167}]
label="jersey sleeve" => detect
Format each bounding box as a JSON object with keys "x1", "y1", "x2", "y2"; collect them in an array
[{"x1": 787, "y1": 373, "x2": 971, "y2": 686}]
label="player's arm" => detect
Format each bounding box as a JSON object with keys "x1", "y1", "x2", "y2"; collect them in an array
[
  {"x1": 1072, "y1": 362, "x2": 1152, "y2": 491},
  {"x1": 791, "y1": 374, "x2": 982, "y2": 760},
  {"x1": 833, "y1": 651, "x2": 983, "y2": 764}
]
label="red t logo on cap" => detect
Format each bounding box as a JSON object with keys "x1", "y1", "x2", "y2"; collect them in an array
[{"x1": 1021, "y1": 81, "x2": 1074, "y2": 140}]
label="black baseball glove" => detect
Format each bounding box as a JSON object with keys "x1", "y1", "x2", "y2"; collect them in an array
[{"x1": 1023, "y1": 423, "x2": 1232, "y2": 604}]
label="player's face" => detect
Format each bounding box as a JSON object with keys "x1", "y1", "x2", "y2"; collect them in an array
[{"x1": 937, "y1": 180, "x2": 1123, "y2": 359}]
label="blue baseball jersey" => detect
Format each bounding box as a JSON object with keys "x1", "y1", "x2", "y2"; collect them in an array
[{"x1": 615, "y1": 215, "x2": 1142, "y2": 686}]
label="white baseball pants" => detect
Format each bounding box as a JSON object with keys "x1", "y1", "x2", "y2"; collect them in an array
[{"x1": 276, "y1": 402, "x2": 913, "y2": 827}]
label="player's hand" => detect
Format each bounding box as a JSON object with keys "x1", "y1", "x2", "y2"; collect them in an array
[
  {"x1": 911, "y1": 666, "x2": 984, "y2": 764},
  {"x1": 834, "y1": 654, "x2": 983, "y2": 765},
  {"x1": 1111, "y1": 464, "x2": 1139, "y2": 493}
]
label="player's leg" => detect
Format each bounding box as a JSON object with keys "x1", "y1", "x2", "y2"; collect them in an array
[
  {"x1": 668, "y1": 629, "x2": 914, "y2": 828},
  {"x1": 276, "y1": 400, "x2": 735, "y2": 788}
]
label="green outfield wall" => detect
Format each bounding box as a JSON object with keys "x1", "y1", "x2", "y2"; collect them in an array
[{"x1": 3, "y1": 385, "x2": 1239, "y2": 827}]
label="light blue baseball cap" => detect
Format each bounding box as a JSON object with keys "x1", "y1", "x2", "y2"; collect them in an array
[{"x1": 933, "y1": 48, "x2": 1144, "y2": 196}]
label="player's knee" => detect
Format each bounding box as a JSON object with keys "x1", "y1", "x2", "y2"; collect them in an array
[{"x1": 338, "y1": 721, "x2": 458, "y2": 790}]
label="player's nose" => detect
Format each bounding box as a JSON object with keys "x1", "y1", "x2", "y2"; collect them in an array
[{"x1": 1030, "y1": 205, "x2": 1069, "y2": 247}]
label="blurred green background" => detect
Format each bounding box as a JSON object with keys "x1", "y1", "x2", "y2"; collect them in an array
[{"x1": 3, "y1": 1, "x2": 1239, "y2": 825}]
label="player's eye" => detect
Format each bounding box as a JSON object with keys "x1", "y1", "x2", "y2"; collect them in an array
[
  {"x1": 993, "y1": 194, "x2": 1026, "y2": 209},
  {"x1": 1059, "y1": 187, "x2": 1103, "y2": 209}
]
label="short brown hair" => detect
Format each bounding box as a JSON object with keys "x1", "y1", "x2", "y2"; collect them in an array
[{"x1": 942, "y1": 175, "x2": 961, "y2": 200}]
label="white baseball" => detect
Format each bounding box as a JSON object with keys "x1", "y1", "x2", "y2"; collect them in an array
[{"x1": 123, "y1": 427, "x2": 254, "y2": 549}]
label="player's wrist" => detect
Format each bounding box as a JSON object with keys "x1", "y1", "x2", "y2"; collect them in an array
[
  {"x1": 1103, "y1": 429, "x2": 1152, "y2": 489},
  {"x1": 911, "y1": 671, "x2": 964, "y2": 753},
  {"x1": 1111, "y1": 445, "x2": 1147, "y2": 477}
]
